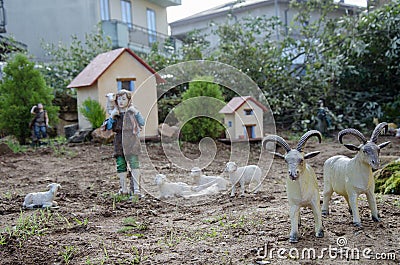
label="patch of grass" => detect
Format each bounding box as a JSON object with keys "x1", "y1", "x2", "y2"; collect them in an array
[
  {"x1": 393, "y1": 199, "x2": 400, "y2": 208},
  {"x1": 117, "y1": 226, "x2": 135, "y2": 234},
  {"x1": 0, "y1": 233, "x2": 6, "y2": 245},
  {"x1": 112, "y1": 193, "x2": 131, "y2": 203},
  {"x1": 204, "y1": 227, "x2": 220, "y2": 238},
  {"x1": 4, "y1": 139, "x2": 28, "y2": 153},
  {"x1": 1, "y1": 191, "x2": 13, "y2": 200},
  {"x1": 118, "y1": 217, "x2": 148, "y2": 235},
  {"x1": 162, "y1": 229, "x2": 183, "y2": 247},
  {"x1": 203, "y1": 214, "x2": 227, "y2": 225},
  {"x1": 59, "y1": 245, "x2": 77, "y2": 264},
  {"x1": 48, "y1": 138, "x2": 77, "y2": 157},
  {"x1": 0, "y1": 209, "x2": 54, "y2": 246},
  {"x1": 73, "y1": 217, "x2": 89, "y2": 226},
  {"x1": 130, "y1": 246, "x2": 145, "y2": 264}
]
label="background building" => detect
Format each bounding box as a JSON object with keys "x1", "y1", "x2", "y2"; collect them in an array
[
  {"x1": 170, "y1": 0, "x2": 361, "y2": 49},
  {"x1": 3, "y1": 0, "x2": 181, "y2": 62}
]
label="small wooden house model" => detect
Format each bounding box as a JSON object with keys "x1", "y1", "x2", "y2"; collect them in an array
[
  {"x1": 219, "y1": 96, "x2": 268, "y2": 140},
  {"x1": 67, "y1": 48, "x2": 161, "y2": 138}
]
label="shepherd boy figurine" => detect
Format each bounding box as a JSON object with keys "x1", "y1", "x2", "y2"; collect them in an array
[{"x1": 104, "y1": 90, "x2": 145, "y2": 197}]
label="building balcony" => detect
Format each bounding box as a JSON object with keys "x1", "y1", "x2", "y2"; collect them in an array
[
  {"x1": 147, "y1": 0, "x2": 181, "y2": 7},
  {"x1": 101, "y1": 19, "x2": 181, "y2": 55}
]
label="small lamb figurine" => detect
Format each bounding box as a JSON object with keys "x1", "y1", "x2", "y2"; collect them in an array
[
  {"x1": 105, "y1": 92, "x2": 115, "y2": 115},
  {"x1": 190, "y1": 167, "x2": 229, "y2": 192},
  {"x1": 154, "y1": 174, "x2": 193, "y2": 199},
  {"x1": 224, "y1": 162, "x2": 262, "y2": 197},
  {"x1": 23, "y1": 183, "x2": 61, "y2": 209}
]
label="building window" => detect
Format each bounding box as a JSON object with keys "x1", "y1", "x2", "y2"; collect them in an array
[
  {"x1": 100, "y1": 0, "x2": 110, "y2": 20},
  {"x1": 244, "y1": 109, "x2": 253, "y2": 115},
  {"x1": 228, "y1": 121, "x2": 232, "y2": 127},
  {"x1": 121, "y1": 0, "x2": 132, "y2": 27},
  {"x1": 147, "y1": 8, "x2": 157, "y2": 45},
  {"x1": 117, "y1": 78, "x2": 136, "y2": 92}
]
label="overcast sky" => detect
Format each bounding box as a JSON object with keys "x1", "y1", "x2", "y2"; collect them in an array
[{"x1": 167, "y1": 0, "x2": 368, "y2": 23}]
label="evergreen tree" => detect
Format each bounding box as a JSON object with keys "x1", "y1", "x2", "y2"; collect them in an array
[
  {"x1": 0, "y1": 53, "x2": 58, "y2": 144},
  {"x1": 79, "y1": 98, "x2": 106, "y2": 129},
  {"x1": 174, "y1": 76, "x2": 226, "y2": 142}
]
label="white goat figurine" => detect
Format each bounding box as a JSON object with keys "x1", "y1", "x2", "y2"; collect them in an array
[
  {"x1": 263, "y1": 130, "x2": 323, "y2": 243},
  {"x1": 154, "y1": 174, "x2": 193, "y2": 199},
  {"x1": 322, "y1": 122, "x2": 390, "y2": 227},
  {"x1": 224, "y1": 162, "x2": 262, "y2": 197},
  {"x1": 23, "y1": 183, "x2": 61, "y2": 209},
  {"x1": 190, "y1": 167, "x2": 228, "y2": 192}
]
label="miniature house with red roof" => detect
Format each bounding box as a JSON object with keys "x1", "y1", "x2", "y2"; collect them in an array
[
  {"x1": 67, "y1": 48, "x2": 160, "y2": 138},
  {"x1": 219, "y1": 96, "x2": 268, "y2": 140}
]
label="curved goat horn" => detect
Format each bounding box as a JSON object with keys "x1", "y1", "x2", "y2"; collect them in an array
[
  {"x1": 262, "y1": 135, "x2": 291, "y2": 153},
  {"x1": 297, "y1": 130, "x2": 322, "y2": 152},
  {"x1": 370, "y1": 122, "x2": 388, "y2": 143},
  {"x1": 338, "y1": 128, "x2": 367, "y2": 144}
]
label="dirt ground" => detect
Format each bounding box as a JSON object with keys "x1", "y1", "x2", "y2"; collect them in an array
[{"x1": 0, "y1": 133, "x2": 399, "y2": 265}]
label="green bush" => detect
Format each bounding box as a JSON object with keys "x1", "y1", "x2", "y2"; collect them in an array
[
  {"x1": 375, "y1": 161, "x2": 400, "y2": 195},
  {"x1": 0, "y1": 53, "x2": 58, "y2": 144},
  {"x1": 174, "y1": 77, "x2": 225, "y2": 142},
  {"x1": 79, "y1": 98, "x2": 106, "y2": 129},
  {"x1": 382, "y1": 95, "x2": 400, "y2": 126},
  {"x1": 158, "y1": 97, "x2": 181, "y2": 124}
]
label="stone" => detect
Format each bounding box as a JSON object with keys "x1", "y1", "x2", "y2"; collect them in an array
[
  {"x1": 64, "y1": 124, "x2": 79, "y2": 139},
  {"x1": 68, "y1": 129, "x2": 93, "y2": 143},
  {"x1": 0, "y1": 142, "x2": 13, "y2": 156},
  {"x1": 91, "y1": 128, "x2": 115, "y2": 144}
]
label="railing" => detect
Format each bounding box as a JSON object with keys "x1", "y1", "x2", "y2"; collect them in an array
[
  {"x1": 128, "y1": 22, "x2": 172, "y2": 51},
  {"x1": 101, "y1": 19, "x2": 181, "y2": 55}
]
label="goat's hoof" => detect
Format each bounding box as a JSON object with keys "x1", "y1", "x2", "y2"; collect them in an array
[
  {"x1": 316, "y1": 230, "x2": 324, "y2": 238},
  {"x1": 321, "y1": 210, "x2": 329, "y2": 216},
  {"x1": 353, "y1": 222, "x2": 362, "y2": 228},
  {"x1": 289, "y1": 235, "x2": 298, "y2": 243},
  {"x1": 372, "y1": 216, "x2": 380, "y2": 222}
]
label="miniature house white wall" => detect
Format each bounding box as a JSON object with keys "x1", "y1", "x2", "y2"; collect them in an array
[{"x1": 219, "y1": 96, "x2": 267, "y2": 140}]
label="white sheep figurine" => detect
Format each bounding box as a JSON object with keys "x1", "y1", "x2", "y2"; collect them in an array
[
  {"x1": 322, "y1": 122, "x2": 390, "y2": 227},
  {"x1": 23, "y1": 183, "x2": 61, "y2": 209},
  {"x1": 224, "y1": 162, "x2": 262, "y2": 197},
  {"x1": 154, "y1": 174, "x2": 193, "y2": 199},
  {"x1": 190, "y1": 167, "x2": 229, "y2": 192},
  {"x1": 263, "y1": 130, "x2": 324, "y2": 243},
  {"x1": 105, "y1": 92, "x2": 115, "y2": 115}
]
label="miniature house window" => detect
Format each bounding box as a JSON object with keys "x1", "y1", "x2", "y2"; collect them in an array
[
  {"x1": 228, "y1": 121, "x2": 232, "y2": 127},
  {"x1": 117, "y1": 78, "x2": 136, "y2": 92},
  {"x1": 244, "y1": 109, "x2": 253, "y2": 115},
  {"x1": 100, "y1": 0, "x2": 110, "y2": 20},
  {"x1": 121, "y1": 0, "x2": 132, "y2": 27}
]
